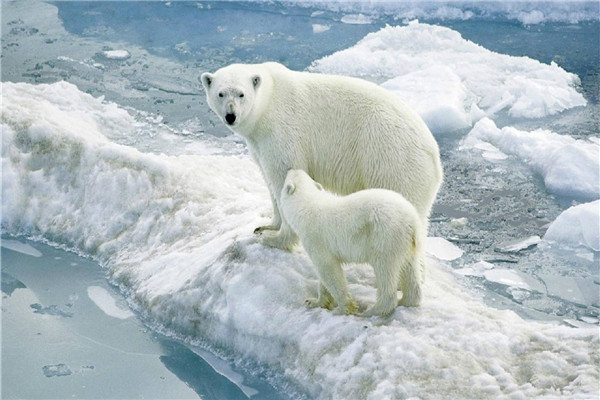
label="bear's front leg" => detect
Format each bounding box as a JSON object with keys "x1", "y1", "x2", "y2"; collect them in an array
[
  {"x1": 254, "y1": 191, "x2": 282, "y2": 234},
  {"x1": 259, "y1": 219, "x2": 299, "y2": 251}
]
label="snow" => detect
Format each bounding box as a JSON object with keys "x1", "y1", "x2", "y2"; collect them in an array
[
  {"x1": 2, "y1": 77, "x2": 598, "y2": 400},
  {"x1": 87, "y1": 286, "x2": 134, "y2": 319},
  {"x1": 544, "y1": 201, "x2": 600, "y2": 252},
  {"x1": 1, "y1": 239, "x2": 42, "y2": 257},
  {"x1": 462, "y1": 118, "x2": 600, "y2": 201},
  {"x1": 426, "y1": 237, "x2": 464, "y2": 261},
  {"x1": 310, "y1": 21, "x2": 586, "y2": 133}
]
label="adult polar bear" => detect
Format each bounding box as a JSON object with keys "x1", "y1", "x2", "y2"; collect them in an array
[{"x1": 201, "y1": 62, "x2": 442, "y2": 251}]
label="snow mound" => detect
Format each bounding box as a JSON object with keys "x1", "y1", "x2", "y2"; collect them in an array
[
  {"x1": 544, "y1": 201, "x2": 600, "y2": 252},
  {"x1": 462, "y1": 118, "x2": 600, "y2": 201},
  {"x1": 2, "y1": 81, "x2": 598, "y2": 399},
  {"x1": 310, "y1": 22, "x2": 586, "y2": 133}
]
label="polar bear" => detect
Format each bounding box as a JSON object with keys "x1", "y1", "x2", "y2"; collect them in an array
[
  {"x1": 280, "y1": 169, "x2": 424, "y2": 316},
  {"x1": 201, "y1": 62, "x2": 442, "y2": 252}
]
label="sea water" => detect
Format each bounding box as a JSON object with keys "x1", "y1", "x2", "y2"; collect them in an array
[{"x1": 2, "y1": 1, "x2": 599, "y2": 399}]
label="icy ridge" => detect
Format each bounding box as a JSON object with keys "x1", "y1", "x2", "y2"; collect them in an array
[
  {"x1": 2, "y1": 81, "x2": 598, "y2": 399},
  {"x1": 462, "y1": 118, "x2": 600, "y2": 201},
  {"x1": 310, "y1": 21, "x2": 586, "y2": 133}
]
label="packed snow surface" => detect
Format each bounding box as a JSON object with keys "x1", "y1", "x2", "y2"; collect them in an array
[
  {"x1": 544, "y1": 200, "x2": 600, "y2": 252},
  {"x1": 310, "y1": 21, "x2": 586, "y2": 133},
  {"x1": 3, "y1": 81, "x2": 598, "y2": 399},
  {"x1": 462, "y1": 118, "x2": 600, "y2": 201}
]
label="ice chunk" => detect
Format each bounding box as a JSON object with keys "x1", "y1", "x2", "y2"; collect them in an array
[
  {"x1": 311, "y1": 22, "x2": 586, "y2": 132},
  {"x1": 495, "y1": 236, "x2": 541, "y2": 254},
  {"x1": 1, "y1": 239, "x2": 42, "y2": 257},
  {"x1": 544, "y1": 201, "x2": 600, "y2": 252},
  {"x1": 312, "y1": 24, "x2": 330, "y2": 34},
  {"x1": 87, "y1": 286, "x2": 134, "y2": 319},
  {"x1": 340, "y1": 13, "x2": 373, "y2": 25},
  {"x1": 426, "y1": 237, "x2": 463, "y2": 261},
  {"x1": 462, "y1": 118, "x2": 600, "y2": 201},
  {"x1": 381, "y1": 66, "x2": 471, "y2": 133},
  {"x1": 101, "y1": 50, "x2": 131, "y2": 60},
  {"x1": 454, "y1": 260, "x2": 494, "y2": 277},
  {"x1": 483, "y1": 269, "x2": 531, "y2": 290},
  {"x1": 42, "y1": 364, "x2": 72, "y2": 377},
  {"x1": 450, "y1": 217, "x2": 468, "y2": 228}
]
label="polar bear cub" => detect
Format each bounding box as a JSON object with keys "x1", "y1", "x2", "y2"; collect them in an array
[{"x1": 280, "y1": 169, "x2": 424, "y2": 316}]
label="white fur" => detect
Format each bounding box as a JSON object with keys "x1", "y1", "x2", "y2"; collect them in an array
[
  {"x1": 281, "y1": 169, "x2": 425, "y2": 316},
  {"x1": 201, "y1": 62, "x2": 442, "y2": 251}
]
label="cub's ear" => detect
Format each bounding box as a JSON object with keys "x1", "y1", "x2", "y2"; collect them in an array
[
  {"x1": 285, "y1": 182, "x2": 296, "y2": 195},
  {"x1": 200, "y1": 72, "x2": 213, "y2": 90},
  {"x1": 315, "y1": 182, "x2": 324, "y2": 191},
  {"x1": 252, "y1": 75, "x2": 261, "y2": 89}
]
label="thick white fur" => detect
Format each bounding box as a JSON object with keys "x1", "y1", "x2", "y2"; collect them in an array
[
  {"x1": 201, "y1": 62, "x2": 442, "y2": 252},
  {"x1": 281, "y1": 169, "x2": 424, "y2": 316}
]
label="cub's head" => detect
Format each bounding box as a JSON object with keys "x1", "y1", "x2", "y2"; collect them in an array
[
  {"x1": 282, "y1": 169, "x2": 324, "y2": 199},
  {"x1": 201, "y1": 64, "x2": 262, "y2": 130}
]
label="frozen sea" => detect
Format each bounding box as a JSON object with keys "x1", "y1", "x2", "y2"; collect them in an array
[{"x1": 1, "y1": 1, "x2": 599, "y2": 399}]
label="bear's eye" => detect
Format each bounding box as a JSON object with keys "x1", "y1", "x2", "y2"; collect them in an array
[
  {"x1": 239, "y1": 93, "x2": 244, "y2": 98},
  {"x1": 218, "y1": 92, "x2": 224, "y2": 98}
]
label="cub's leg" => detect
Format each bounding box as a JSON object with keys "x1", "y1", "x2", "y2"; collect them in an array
[
  {"x1": 305, "y1": 282, "x2": 335, "y2": 310},
  {"x1": 362, "y1": 258, "x2": 401, "y2": 317},
  {"x1": 306, "y1": 248, "x2": 357, "y2": 315},
  {"x1": 398, "y1": 253, "x2": 423, "y2": 307}
]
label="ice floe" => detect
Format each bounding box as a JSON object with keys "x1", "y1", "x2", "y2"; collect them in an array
[
  {"x1": 310, "y1": 21, "x2": 586, "y2": 133},
  {"x1": 544, "y1": 200, "x2": 600, "y2": 252},
  {"x1": 2, "y1": 81, "x2": 598, "y2": 400},
  {"x1": 1, "y1": 239, "x2": 42, "y2": 257},
  {"x1": 87, "y1": 286, "x2": 134, "y2": 319},
  {"x1": 426, "y1": 237, "x2": 464, "y2": 261},
  {"x1": 462, "y1": 118, "x2": 600, "y2": 201}
]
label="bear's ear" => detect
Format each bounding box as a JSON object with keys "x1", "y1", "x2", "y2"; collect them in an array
[
  {"x1": 200, "y1": 72, "x2": 213, "y2": 90},
  {"x1": 285, "y1": 182, "x2": 296, "y2": 195},
  {"x1": 315, "y1": 182, "x2": 324, "y2": 191},
  {"x1": 252, "y1": 75, "x2": 261, "y2": 89}
]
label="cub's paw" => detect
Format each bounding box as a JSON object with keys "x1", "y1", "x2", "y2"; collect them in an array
[
  {"x1": 332, "y1": 299, "x2": 358, "y2": 316},
  {"x1": 360, "y1": 302, "x2": 396, "y2": 318},
  {"x1": 304, "y1": 297, "x2": 334, "y2": 310}
]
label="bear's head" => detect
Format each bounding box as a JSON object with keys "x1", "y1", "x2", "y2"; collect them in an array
[
  {"x1": 201, "y1": 64, "x2": 262, "y2": 131},
  {"x1": 282, "y1": 169, "x2": 324, "y2": 199}
]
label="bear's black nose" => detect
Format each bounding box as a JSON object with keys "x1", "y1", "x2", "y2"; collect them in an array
[{"x1": 225, "y1": 113, "x2": 236, "y2": 125}]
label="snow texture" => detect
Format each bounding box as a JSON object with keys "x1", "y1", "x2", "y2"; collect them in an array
[
  {"x1": 310, "y1": 21, "x2": 586, "y2": 133},
  {"x1": 462, "y1": 118, "x2": 600, "y2": 201},
  {"x1": 544, "y1": 200, "x2": 600, "y2": 252},
  {"x1": 2, "y1": 81, "x2": 598, "y2": 399}
]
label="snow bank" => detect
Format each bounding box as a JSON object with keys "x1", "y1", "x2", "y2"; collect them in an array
[
  {"x1": 544, "y1": 201, "x2": 600, "y2": 252},
  {"x1": 310, "y1": 21, "x2": 586, "y2": 133},
  {"x1": 2, "y1": 81, "x2": 598, "y2": 399},
  {"x1": 462, "y1": 118, "x2": 600, "y2": 201}
]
